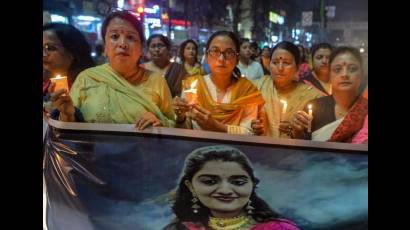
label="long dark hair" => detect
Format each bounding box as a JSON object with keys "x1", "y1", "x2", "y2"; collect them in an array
[
  {"x1": 168, "y1": 145, "x2": 282, "y2": 228},
  {"x1": 43, "y1": 23, "x2": 95, "y2": 82},
  {"x1": 179, "y1": 39, "x2": 198, "y2": 63}
]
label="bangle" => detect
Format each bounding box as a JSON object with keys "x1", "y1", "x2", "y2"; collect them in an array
[{"x1": 288, "y1": 125, "x2": 294, "y2": 138}]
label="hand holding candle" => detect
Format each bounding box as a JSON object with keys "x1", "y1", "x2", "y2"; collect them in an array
[
  {"x1": 50, "y1": 75, "x2": 69, "y2": 93},
  {"x1": 308, "y1": 104, "x2": 313, "y2": 133},
  {"x1": 183, "y1": 79, "x2": 198, "y2": 105},
  {"x1": 280, "y1": 99, "x2": 287, "y2": 121}
]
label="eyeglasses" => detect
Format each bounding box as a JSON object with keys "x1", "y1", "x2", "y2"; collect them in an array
[
  {"x1": 43, "y1": 44, "x2": 63, "y2": 53},
  {"x1": 207, "y1": 47, "x2": 238, "y2": 60}
]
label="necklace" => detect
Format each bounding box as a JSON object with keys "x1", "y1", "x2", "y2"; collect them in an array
[
  {"x1": 335, "y1": 104, "x2": 348, "y2": 119},
  {"x1": 208, "y1": 215, "x2": 253, "y2": 230},
  {"x1": 127, "y1": 68, "x2": 145, "y2": 85}
]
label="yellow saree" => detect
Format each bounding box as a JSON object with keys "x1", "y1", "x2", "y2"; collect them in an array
[
  {"x1": 253, "y1": 75, "x2": 322, "y2": 138},
  {"x1": 182, "y1": 75, "x2": 265, "y2": 131},
  {"x1": 184, "y1": 63, "x2": 204, "y2": 76},
  {"x1": 70, "y1": 64, "x2": 175, "y2": 126}
]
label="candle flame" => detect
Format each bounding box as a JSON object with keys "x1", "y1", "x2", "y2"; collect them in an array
[
  {"x1": 190, "y1": 79, "x2": 198, "y2": 89},
  {"x1": 280, "y1": 99, "x2": 287, "y2": 105},
  {"x1": 52, "y1": 74, "x2": 66, "y2": 79},
  {"x1": 308, "y1": 104, "x2": 312, "y2": 109}
]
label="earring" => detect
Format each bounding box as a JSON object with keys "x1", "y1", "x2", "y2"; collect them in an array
[
  {"x1": 191, "y1": 195, "x2": 200, "y2": 213},
  {"x1": 246, "y1": 200, "x2": 255, "y2": 214}
]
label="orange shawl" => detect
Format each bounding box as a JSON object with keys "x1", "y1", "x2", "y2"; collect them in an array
[{"x1": 182, "y1": 75, "x2": 265, "y2": 126}]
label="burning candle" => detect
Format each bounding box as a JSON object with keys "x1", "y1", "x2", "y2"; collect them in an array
[
  {"x1": 50, "y1": 75, "x2": 69, "y2": 93},
  {"x1": 280, "y1": 99, "x2": 287, "y2": 121},
  {"x1": 184, "y1": 79, "x2": 198, "y2": 105},
  {"x1": 308, "y1": 104, "x2": 313, "y2": 133}
]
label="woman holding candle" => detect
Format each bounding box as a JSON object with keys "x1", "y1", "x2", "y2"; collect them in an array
[
  {"x1": 43, "y1": 23, "x2": 95, "y2": 88},
  {"x1": 251, "y1": 41, "x2": 322, "y2": 138},
  {"x1": 172, "y1": 31, "x2": 265, "y2": 135},
  {"x1": 50, "y1": 10, "x2": 175, "y2": 129},
  {"x1": 163, "y1": 145, "x2": 300, "y2": 230},
  {"x1": 142, "y1": 34, "x2": 188, "y2": 97},
  {"x1": 292, "y1": 47, "x2": 368, "y2": 143}
]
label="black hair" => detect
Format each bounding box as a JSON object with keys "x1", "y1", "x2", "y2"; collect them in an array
[
  {"x1": 169, "y1": 145, "x2": 282, "y2": 227},
  {"x1": 179, "y1": 39, "x2": 198, "y2": 63},
  {"x1": 297, "y1": 45, "x2": 307, "y2": 63},
  {"x1": 205, "y1": 31, "x2": 240, "y2": 53},
  {"x1": 310, "y1": 42, "x2": 332, "y2": 58},
  {"x1": 271, "y1": 41, "x2": 301, "y2": 66},
  {"x1": 147, "y1": 34, "x2": 172, "y2": 50},
  {"x1": 329, "y1": 46, "x2": 363, "y2": 67},
  {"x1": 240, "y1": 38, "x2": 251, "y2": 47},
  {"x1": 43, "y1": 23, "x2": 95, "y2": 82},
  {"x1": 95, "y1": 44, "x2": 104, "y2": 56},
  {"x1": 101, "y1": 10, "x2": 145, "y2": 44},
  {"x1": 250, "y1": 41, "x2": 259, "y2": 50}
]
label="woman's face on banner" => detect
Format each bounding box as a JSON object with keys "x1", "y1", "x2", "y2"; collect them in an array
[{"x1": 187, "y1": 160, "x2": 253, "y2": 218}]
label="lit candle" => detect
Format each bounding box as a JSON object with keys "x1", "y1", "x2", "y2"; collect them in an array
[
  {"x1": 49, "y1": 75, "x2": 69, "y2": 93},
  {"x1": 308, "y1": 104, "x2": 313, "y2": 133},
  {"x1": 280, "y1": 99, "x2": 287, "y2": 121},
  {"x1": 183, "y1": 79, "x2": 198, "y2": 105}
]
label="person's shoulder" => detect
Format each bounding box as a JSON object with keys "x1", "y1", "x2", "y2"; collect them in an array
[
  {"x1": 297, "y1": 82, "x2": 323, "y2": 96},
  {"x1": 254, "y1": 219, "x2": 300, "y2": 230},
  {"x1": 75, "y1": 64, "x2": 106, "y2": 81},
  {"x1": 251, "y1": 60, "x2": 263, "y2": 68},
  {"x1": 308, "y1": 95, "x2": 333, "y2": 106},
  {"x1": 300, "y1": 71, "x2": 314, "y2": 81},
  {"x1": 251, "y1": 75, "x2": 271, "y2": 88},
  {"x1": 141, "y1": 61, "x2": 155, "y2": 71},
  {"x1": 145, "y1": 69, "x2": 167, "y2": 84}
]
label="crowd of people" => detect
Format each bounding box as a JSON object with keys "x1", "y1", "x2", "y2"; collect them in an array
[
  {"x1": 43, "y1": 10, "x2": 368, "y2": 143},
  {"x1": 43, "y1": 10, "x2": 367, "y2": 230}
]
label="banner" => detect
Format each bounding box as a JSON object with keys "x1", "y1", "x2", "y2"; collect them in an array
[{"x1": 44, "y1": 120, "x2": 368, "y2": 230}]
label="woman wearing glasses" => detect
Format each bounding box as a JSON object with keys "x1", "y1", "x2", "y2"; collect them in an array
[
  {"x1": 43, "y1": 23, "x2": 95, "y2": 96},
  {"x1": 251, "y1": 41, "x2": 322, "y2": 138},
  {"x1": 173, "y1": 31, "x2": 265, "y2": 135},
  {"x1": 142, "y1": 34, "x2": 188, "y2": 97},
  {"x1": 49, "y1": 11, "x2": 175, "y2": 129},
  {"x1": 43, "y1": 23, "x2": 95, "y2": 117}
]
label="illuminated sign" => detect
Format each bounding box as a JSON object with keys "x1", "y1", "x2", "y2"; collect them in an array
[
  {"x1": 145, "y1": 17, "x2": 161, "y2": 27},
  {"x1": 144, "y1": 7, "x2": 159, "y2": 14},
  {"x1": 269, "y1": 11, "x2": 284, "y2": 25},
  {"x1": 163, "y1": 19, "x2": 192, "y2": 26}
]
